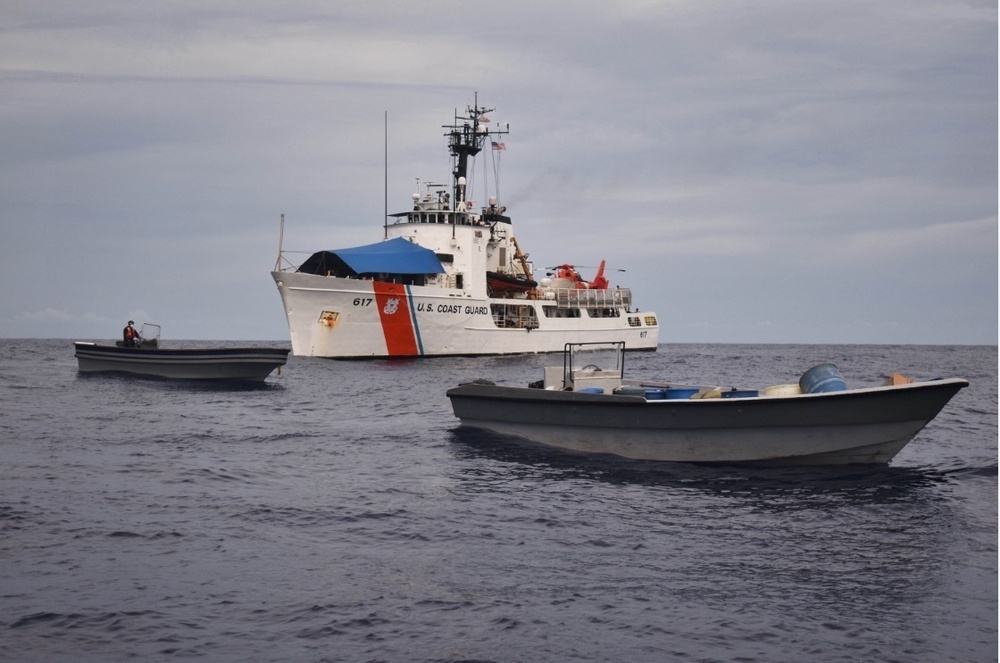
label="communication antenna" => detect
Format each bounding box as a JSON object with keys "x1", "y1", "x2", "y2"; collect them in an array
[{"x1": 384, "y1": 110, "x2": 388, "y2": 239}]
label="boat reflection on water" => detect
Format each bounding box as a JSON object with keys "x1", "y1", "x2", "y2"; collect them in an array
[{"x1": 447, "y1": 424, "x2": 955, "y2": 501}]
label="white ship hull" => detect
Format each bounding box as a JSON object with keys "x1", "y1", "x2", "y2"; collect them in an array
[{"x1": 272, "y1": 270, "x2": 659, "y2": 357}]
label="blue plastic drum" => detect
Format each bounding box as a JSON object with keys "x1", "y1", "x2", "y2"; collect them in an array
[{"x1": 799, "y1": 363, "x2": 848, "y2": 394}]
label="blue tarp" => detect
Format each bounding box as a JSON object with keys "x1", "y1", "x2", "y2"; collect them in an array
[{"x1": 298, "y1": 237, "x2": 446, "y2": 276}]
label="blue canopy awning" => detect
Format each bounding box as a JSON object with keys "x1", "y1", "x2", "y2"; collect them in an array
[{"x1": 297, "y1": 237, "x2": 446, "y2": 277}]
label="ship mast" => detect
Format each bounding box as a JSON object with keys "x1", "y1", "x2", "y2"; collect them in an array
[{"x1": 444, "y1": 94, "x2": 508, "y2": 211}]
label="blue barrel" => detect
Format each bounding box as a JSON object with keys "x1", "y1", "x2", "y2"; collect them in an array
[
  {"x1": 644, "y1": 388, "x2": 666, "y2": 400},
  {"x1": 664, "y1": 387, "x2": 699, "y2": 399},
  {"x1": 578, "y1": 387, "x2": 604, "y2": 394},
  {"x1": 799, "y1": 363, "x2": 848, "y2": 394}
]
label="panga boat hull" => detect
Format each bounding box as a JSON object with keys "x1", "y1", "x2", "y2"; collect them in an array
[
  {"x1": 74, "y1": 343, "x2": 290, "y2": 382},
  {"x1": 446, "y1": 379, "x2": 968, "y2": 465}
]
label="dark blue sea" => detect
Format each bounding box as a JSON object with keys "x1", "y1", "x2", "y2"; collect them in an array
[{"x1": 1, "y1": 340, "x2": 996, "y2": 663}]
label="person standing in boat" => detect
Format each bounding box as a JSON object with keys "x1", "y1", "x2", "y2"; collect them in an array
[{"x1": 123, "y1": 320, "x2": 140, "y2": 347}]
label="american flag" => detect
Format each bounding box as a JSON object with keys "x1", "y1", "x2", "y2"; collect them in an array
[{"x1": 491, "y1": 141, "x2": 506, "y2": 151}]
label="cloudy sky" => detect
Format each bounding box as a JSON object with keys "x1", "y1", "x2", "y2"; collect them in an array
[{"x1": 1, "y1": 1, "x2": 995, "y2": 344}]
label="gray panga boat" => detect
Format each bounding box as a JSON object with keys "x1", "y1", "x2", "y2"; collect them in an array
[
  {"x1": 74, "y1": 324, "x2": 289, "y2": 383},
  {"x1": 446, "y1": 342, "x2": 968, "y2": 465}
]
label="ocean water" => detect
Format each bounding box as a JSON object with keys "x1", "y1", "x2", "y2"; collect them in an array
[{"x1": 1, "y1": 339, "x2": 996, "y2": 663}]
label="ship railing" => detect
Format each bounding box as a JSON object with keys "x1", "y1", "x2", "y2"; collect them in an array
[
  {"x1": 491, "y1": 303, "x2": 540, "y2": 329},
  {"x1": 554, "y1": 288, "x2": 632, "y2": 310}
]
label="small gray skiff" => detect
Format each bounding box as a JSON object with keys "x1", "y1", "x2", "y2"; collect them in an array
[
  {"x1": 74, "y1": 324, "x2": 288, "y2": 382},
  {"x1": 74, "y1": 342, "x2": 289, "y2": 382}
]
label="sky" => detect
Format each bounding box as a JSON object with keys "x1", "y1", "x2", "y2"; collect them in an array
[{"x1": 1, "y1": 1, "x2": 996, "y2": 344}]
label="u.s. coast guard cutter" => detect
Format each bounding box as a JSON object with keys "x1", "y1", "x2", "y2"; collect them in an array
[{"x1": 271, "y1": 99, "x2": 660, "y2": 358}]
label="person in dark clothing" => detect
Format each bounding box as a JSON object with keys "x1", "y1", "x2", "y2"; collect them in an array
[{"x1": 123, "y1": 320, "x2": 140, "y2": 347}]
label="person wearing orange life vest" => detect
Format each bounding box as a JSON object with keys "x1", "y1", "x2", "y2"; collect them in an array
[{"x1": 123, "y1": 320, "x2": 140, "y2": 347}]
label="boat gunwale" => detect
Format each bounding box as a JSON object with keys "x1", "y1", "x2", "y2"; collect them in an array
[
  {"x1": 447, "y1": 377, "x2": 969, "y2": 405},
  {"x1": 447, "y1": 378, "x2": 969, "y2": 432},
  {"x1": 74, "y1": 342, "x2": 290, "y2": 359}
]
